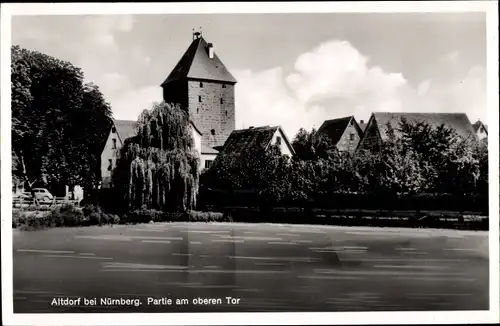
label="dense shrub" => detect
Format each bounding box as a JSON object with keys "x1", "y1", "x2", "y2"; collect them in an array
[
  {"x1": 13, "y1": 210, "x2": 54, "y2": 230},
  {"x1": 118, "y1": 209, "x2": 231, "y2": 224},
  {"x1": 48, "y1": 203, "x2": 85, "y2": 227},
  {"x1": 187, "y1": 211, "x2": 230, "y2": 222},
  {"x1": 83, "y1": 204, "x2": 121, "y2": 226},
  {"x1": 125, "y1": 208, "x2": 166, "y2": 224}
]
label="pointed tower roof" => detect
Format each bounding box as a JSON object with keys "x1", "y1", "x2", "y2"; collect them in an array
[{"x1": 161, "y1": 35, "x2": 237, "y2": 86}]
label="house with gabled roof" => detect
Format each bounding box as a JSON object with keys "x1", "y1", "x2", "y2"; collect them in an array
[
  {"x1": 214, "y1": 125, "x2": 295, "y2": 167},
  {"x1": 357, "y1": 112, "x2": 478, "y2": 152},
  {"x1": 161, "y1": 31, "x2": 237, "y2": 169},
  {"x1": 100, "y1": 118, "x2": 203, "y2": 188},
  {"x1": 100, "y1": 119, "x2": 137, "y2": 188},
  {"x1": 317, "y1": 116, "x2": 364, "y2": 154},
  {"x1": 472, "y1": 120, "x2": 488, "y2": 140}
]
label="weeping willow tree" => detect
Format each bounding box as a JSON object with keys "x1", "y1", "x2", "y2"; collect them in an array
[{"x1": 112, "y1": 102, "x2": 200, "y2": 213}]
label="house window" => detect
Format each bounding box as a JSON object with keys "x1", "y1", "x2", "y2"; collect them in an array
[
  {"x1": 111, "y1": 127, "x2": 116, "y2": 133},
  {"x1": 200, "y1": 81, "x2": 203, "y2": 88},
  {"x1": 276, "y1": 136, "x2": 282, "y2": 145},
  {"x1": 107, "y1": 159, "x2": 113, "y2": 171},
  {"x1": 204, "y1": 160, "x2": 213, "y2": 169},
  {"x1": 220, "y1": 98, "x2": 224, "y2": 104},
  {"x1": 112, "y1": 138, "x2": 117, "y2": 149},
  {"x1": 198, "y1": 96, "x2": 202, "y2": 102},
  {"x1": 349, "y1": 133, "x2": 355, "y2": 141}
]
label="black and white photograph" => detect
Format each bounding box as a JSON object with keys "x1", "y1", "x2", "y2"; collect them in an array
[{"x1": 1, "y1": 2, "x2": 499, "y2": 325}]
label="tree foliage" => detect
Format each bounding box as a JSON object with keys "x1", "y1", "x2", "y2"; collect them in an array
[
  {"x1": 112, "y1": 102, "x2": 200, "y2": 213},
  {"x1": 201, "y1": 118, "x2": 488, "y2": 207},
  {"x1": 291, "y1": 128, "x2": 332, "y2": 161},
  {"x1": 11, "y1": 45, "x2": 112, "y2": 192}
]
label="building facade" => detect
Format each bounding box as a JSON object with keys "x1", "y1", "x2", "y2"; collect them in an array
[
  {"x1": 100, "y1": 120, "x2": 137, "y2": 188},
  {"x1": 317, "y1": 116, "x2": 364, "y2": 154},
  {"x1": 472, "y1": 120, "x2": 488, "y2": 141}
]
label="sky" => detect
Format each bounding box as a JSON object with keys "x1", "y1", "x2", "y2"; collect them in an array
[{"x1": 11, "y1": 12, "x2": 487, "y2": 139}]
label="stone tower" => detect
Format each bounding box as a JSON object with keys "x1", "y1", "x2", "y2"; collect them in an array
[{"x1": 161, "y1": 31, "x2": 237, "y2": 168}]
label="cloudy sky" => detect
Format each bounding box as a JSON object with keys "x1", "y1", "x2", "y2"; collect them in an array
[{"x1": 12, "y1": 12, "x2": 486, "y2": 138}]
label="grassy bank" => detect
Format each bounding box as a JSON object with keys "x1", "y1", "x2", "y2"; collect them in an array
[{"x1": 11, "y1": 203, "x2": 487, "y2": 231}]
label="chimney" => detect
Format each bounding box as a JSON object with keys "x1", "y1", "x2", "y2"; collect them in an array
[
  {"x1": 207, "y1": 43, "x2": 214, "y2": 59},
  {"x1": 360, "y1": 120, "x2": 364, "y2": 124}
]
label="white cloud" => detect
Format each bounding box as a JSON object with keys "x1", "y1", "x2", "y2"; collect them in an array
[
  {"x1": 110, "y1": 85, "x2": 160, "y2": 121},
  {"x1": 286, "y1": 40, "x2": 406, "y2": 104},
  {"x1": 417, "y1": 80, "x2": 431, "y2": 96},
  {"x1": 234, "y1": 40, "x2": 487, "y2": 139}
]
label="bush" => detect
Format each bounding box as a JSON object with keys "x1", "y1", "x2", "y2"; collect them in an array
[
  {"x1": 187, "y1": 211, "x2": 230, "y2": 222},
  {"x1": 110, "y1": 214, "x2": 121, "y2": 224},
  {"x1": 48, "y1": 203, "x2": 85, "y2": 227},
  {"x1": 125, "y1": 208, "x2": 166, "y2": 224},
  {"x1": 119, "y1": 209, "x2": 232, "y2": 224},
  {"x1": 13, "y1": 210, "x2": 54, "y2": 230},
  {"x1": 81, "y1": 204, "x2": 122, "y2": 226}
]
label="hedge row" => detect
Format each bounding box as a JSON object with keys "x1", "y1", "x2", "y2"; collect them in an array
[
  {"x1": 220, "y1": 208, "x2": 488, "y2": 231},
  {"x1": 12, "y1": 204, "x2": 230, "y2": 230},
  {"x1": 198, "y1": 189, "x2": 489, "y2": 214}
]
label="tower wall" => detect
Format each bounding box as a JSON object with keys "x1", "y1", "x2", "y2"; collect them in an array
[{"x1": 187, "y1": 79, "x2": 235, "y2": 152}]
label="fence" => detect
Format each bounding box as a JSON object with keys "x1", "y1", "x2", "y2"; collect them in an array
[{"x1": 12, "y1": 196, "x2": 81, "y2": 211}]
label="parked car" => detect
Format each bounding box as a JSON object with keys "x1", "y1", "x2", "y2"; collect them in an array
[{"x1": 31, "y1": 188, "x2": 54, "y2": 202}]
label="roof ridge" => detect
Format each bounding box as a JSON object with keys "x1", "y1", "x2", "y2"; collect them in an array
[{"x1": 162, "y1": 36, "x2": 236, "y2": 85}]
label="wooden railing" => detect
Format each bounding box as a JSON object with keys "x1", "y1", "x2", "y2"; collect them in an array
[{"x1": 12, "y1": 196, "x2": 81, "y2": 210}]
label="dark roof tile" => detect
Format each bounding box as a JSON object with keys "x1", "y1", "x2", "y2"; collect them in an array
[{"x1": 162, "y1": 36, "x2": 237, "y2": 86}]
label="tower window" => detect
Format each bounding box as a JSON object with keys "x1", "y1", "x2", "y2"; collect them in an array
[
  {"x1": 112, "y1": 138, "x2": 117, "y2": 149},
  {"x1": 197, "y1": 108, "x2": 199, "y2": 114},
  {"x1": 200, "y1": 81, "x2": 203, "y2": 88},
  {"x1": 225, "y1": 110, "x2": 228, "y2": 116},
  {"x1": 211, "y1": 129, "x2": 215, "y2": 135},
  {"x1": 220, "y1": 98, "x2": 224, "y2": 104},
  {"x1": 222, "y1": 84, "x2": 226, "y2": 88},
  {"x1": 198, "y1": 96, "x2": 202, "y2": 102}
]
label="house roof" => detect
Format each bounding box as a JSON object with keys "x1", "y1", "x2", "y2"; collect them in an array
[
  {"x1": 317, "y1": 116, "x2": 363, "y2": 145},
  {"x1": 218, "y1": 125, "x2": 295, "y2": 156},
  {"x1": 113, "y1": 119, "x2": 138, "y2": 144},
  {"x1": 472, "y1": 120, "x2": 488, "y2": 134},
  {"x1": 161, "y1": 36, "x2": 237, "y2": 86},
  {"x1": 371, "y1": 112, "x2": 477, "y2": 141}
]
